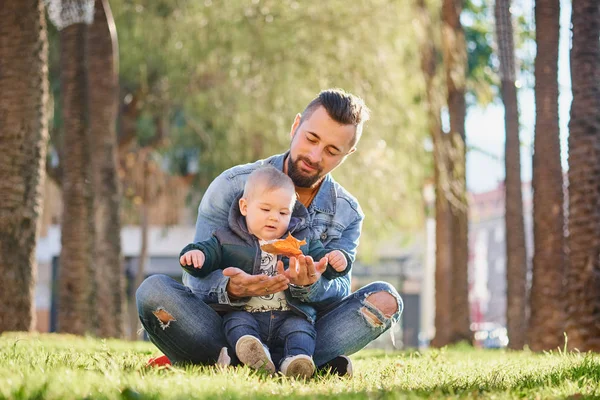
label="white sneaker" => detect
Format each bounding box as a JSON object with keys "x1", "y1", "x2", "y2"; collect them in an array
[
  {"x1": 280, "y1": 354, "x2": 315, "y2": 378},
  {"x1": 235, "y1": 335, "x2": 276, "y2": 373}
]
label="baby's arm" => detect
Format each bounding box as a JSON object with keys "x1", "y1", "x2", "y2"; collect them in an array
[
  {"x1": 179, "y1": 237, "x2": 223, "y2": 278},
  {"x1": 305, "y1": 239, "x2": 352, "y2": 280}
]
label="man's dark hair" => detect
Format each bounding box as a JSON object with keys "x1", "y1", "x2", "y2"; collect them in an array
[{"x1": 299, "y1": 88, "x2": 371, "y2": 147}]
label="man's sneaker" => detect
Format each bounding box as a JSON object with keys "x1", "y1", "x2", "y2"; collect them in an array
[
  {"x1": 322, "y1": 355, "x2": 353, "y2": 377},
  {"x1": 280, "y1": 354, "x2": 316, "y2": 378},
  {"x1": 146, "y1": 354, "x2": 171, "y2": 367},
  {"x1": 235, "y1": 335, "x2": 276, "y2": 373}
]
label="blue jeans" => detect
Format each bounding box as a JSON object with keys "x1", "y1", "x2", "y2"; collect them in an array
[
  {"x1": 136, "y1": 275, "x2": 403, "y2": 366},
  {"x1": 223, "y1": 311, "x2": 315, "y2": 367}
]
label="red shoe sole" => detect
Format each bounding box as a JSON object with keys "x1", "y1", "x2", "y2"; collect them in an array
[{"x1": 147, "y1": 355, "x2": 171, "y2": 367}]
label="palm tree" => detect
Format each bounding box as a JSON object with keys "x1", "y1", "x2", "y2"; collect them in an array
[
  {"x1": 529, "y1": 0, "x2": 565, "y2": 352},
  {"x1": 57, "y1": 18, "x2": 94, "y2": 335},
  {"x1": 494, "y1": 0, "x2": 528, "y2": 350},
  {"x1": 88, "y1": 0, "x2": 125, "y2": 339},
  {"x1": 432, "y1": 140, "x2": 455, "y2": 347},
  {"x1": 414, "y1": 0, "x2": 454, "y2": 347},
  {"x1": 565, "y1": 0, "x2": 600, "y2": 351},
  {"x1": 0, "y1": 0, "x2": 49, "y2": 333},
  {"x1": 441, "y1": 0, "x2": 471, "y2": 344}
]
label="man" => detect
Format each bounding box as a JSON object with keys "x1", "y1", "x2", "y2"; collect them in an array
[{"x1": 136, "y1": 89, "x2": 403, "y2": 376}]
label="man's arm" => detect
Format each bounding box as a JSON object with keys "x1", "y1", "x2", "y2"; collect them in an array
[{"x1": 193, "y1": 172, "x2": 242, "y2": 242}]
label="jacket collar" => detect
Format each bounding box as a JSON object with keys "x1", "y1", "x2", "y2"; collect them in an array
[
  {"x1": 268, "y1": 152, "x2": 336, "y2": 215},
  {"x1": 228, "y1": 193, "x2": 255, "y2": 246}
]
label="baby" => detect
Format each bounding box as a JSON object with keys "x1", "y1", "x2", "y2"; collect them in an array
[{"x1": 179, "y1": 165, "x2": 350, "y2": 377}]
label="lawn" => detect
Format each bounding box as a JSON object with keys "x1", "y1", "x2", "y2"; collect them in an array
[{"x1": 1, "y1": 333, "x2": 599, "y2": 399}]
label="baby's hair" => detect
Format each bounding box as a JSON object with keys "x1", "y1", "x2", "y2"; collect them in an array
[{"x1": 243, "y1": 165, "x2": 296, "y2": 200}]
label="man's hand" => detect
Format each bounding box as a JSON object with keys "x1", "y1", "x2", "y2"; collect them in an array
[
  {"x1": 326, "y1": 250, "x2": 347, "y2": 272},
  {"x1": 284, "y1": 255, "x2": 328, "y2": 286},
  {"x1": 223, "y1": 266, "x2": 289, "y2": 298},
  {"x1": 180, "y1": 250, "x2": 206, "y2": 269}
]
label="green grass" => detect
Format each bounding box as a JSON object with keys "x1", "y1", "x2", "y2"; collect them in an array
[{"x1": 1, "y1": 333, "x2": 600, "y2": 399}]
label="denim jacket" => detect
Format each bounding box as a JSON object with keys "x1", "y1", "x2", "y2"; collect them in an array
[{"x1": 183, "y1": 152, "x2": 364, "y2": 308}]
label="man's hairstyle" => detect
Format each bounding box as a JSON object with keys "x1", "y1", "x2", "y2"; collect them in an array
[
  {"x1": 299, "y1": 88, "x2": 371, "y2": 147},
  {"x1": 243, "y1": 165, "x2": 296, "y2": 199}
]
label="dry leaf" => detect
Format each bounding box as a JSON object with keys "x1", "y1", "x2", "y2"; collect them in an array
[{"x1": 260, "y1": 233, "x2": 306, "y2": 257}]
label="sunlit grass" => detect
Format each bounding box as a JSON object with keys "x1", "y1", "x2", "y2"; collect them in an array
[{"x1": 1, "y1": 333, "x2": 599, "y2": 399}]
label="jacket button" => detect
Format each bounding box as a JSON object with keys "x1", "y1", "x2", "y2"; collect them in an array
[{"x1": 320, "y1": 232, "x2": 327, "y2": 240}]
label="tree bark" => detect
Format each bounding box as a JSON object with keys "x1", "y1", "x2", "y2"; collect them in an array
[
  {"x1": 414, "y1": 0, "x2": 454, "y2": 347},
  {"x1": 565, "y1": 0, "x2": 600, "y2": 351},
  {"x1": 57, "y1": 22, "x2": 94, "y2": 335},
  {"x1": 441, "y1": 0, "x2": 471, "y2": 344},
  {"x1": 128, "y1": 151, "x2": 150, "y2": 340},
  {"x1": 88, "y1": 0, "x2": 125, "y2": 339},
  {"x1": 495, "y1": 0, "x2": 529, "y2": 350},
  {"x1": 432, "y1": 143, "x2": 455, "y2": 347},
  {"x1": 0, "y1": 0, "x2": 49, "y2": 333},
  {"x1": 529, "y1": 0, "x2": 565, "y2": 352}
]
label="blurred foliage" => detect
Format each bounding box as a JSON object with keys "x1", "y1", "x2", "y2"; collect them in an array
[
  {"x1": 464, "y1": 0, "x2": 498, "y2": 106},
  {"x1": 107, "y1": 0, "x2": 430, "y2": 258},
  {"x1": 44, "y1": 0, "x2": 533, "y2": 259},
  {"x1": 462, "y1": 0, "x2": 535, "y2": 107}
]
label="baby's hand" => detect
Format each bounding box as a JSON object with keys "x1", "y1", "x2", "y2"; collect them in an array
[
  {"x1": 327, "y1": 250, "x2": 347, "y2": 272},
  {"x1": 180, "y1": 250, "x2": 205, "y2": 269}
]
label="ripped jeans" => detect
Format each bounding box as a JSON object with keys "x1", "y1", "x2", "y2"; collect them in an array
[{"x1": 136, "y1": 275, "x2": 403, "y2": 366}]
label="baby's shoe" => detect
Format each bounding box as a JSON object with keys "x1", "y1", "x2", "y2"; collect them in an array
[
  {"x1": 235, "y1": 335, "x2": 275, "y2": 373},
  {"x1": 280, "y1": 354, "x2": 315, "y2": 378}
]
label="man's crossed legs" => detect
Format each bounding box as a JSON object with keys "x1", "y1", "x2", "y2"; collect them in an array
[{"x1": 136, "y1": 274, "x2": 403, "y2": 375}]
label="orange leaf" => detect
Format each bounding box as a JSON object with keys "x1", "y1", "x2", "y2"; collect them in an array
[{"x1": 260, "y1": 233, "x2": 306, "y2": 257}]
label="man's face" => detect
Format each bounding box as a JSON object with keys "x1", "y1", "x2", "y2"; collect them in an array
[
  {"x1": 288, "y1": 106, "x2": 357, "y2": 188},
  {"x1": 239, "y1": 185, "x2": 295, "y2": 241}
]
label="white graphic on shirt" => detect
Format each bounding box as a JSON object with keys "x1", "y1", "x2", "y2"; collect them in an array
[{"x1": 244, "y1": 245, "x2": 290, "y2": 312}]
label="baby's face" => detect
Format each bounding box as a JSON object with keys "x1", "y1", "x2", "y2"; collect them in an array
[{"x1": 239, "y1": 186, "x2": 296, "y2": 241}]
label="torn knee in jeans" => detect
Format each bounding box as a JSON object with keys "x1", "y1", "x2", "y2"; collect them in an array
[
  {"x1": 359, "y1": 290, "x2": 402, "y2": 328},
  {"x1": 153, "y1": 308, "x2": 176, "y2": 330},
  {"x1": 360, "y1": 307, "x2": 384, "y2": 327},
  {"x1": 366, "y1": 292, "x2": 398, "y2": 318}
]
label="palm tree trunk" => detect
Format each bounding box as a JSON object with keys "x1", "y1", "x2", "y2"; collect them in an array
[
  {"x1": 441, "y1": 0, "x2": 471, "y2": 344},
  {"x1": 494, "y1": 0, "x2": 528, "y2": 350},
  {"x1": 565, "y1": 0, "x2": 600, "y2": 351},
  {"x1": 88, "y1": 0, "x2": 125, "y2": 339},
  {"x1": 0, "y1": 0, "x2": 49, "y2": 333},
  {"x1": 58, "y1": 22, "x2": 94, "y2": 335},
  {"x1": 529, "y1": 0, "x2": 565, "y2": 352},
  {"x1": 432, "y1": 151, "x2": 455, "y2": 347},
  {"x1": 414, "y1": 0, "x2": 454, "y2": 347},
  {"x1": 128, "y1": 152, "x2": 150, "y2": 340},
  {"x1": 128, "y1": 201, "x2": 148, "y2": 341}
]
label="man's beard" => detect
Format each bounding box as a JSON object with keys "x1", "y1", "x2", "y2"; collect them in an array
[{"x1": 287, "y1": 155, "x2": 324, "y2": 188}]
